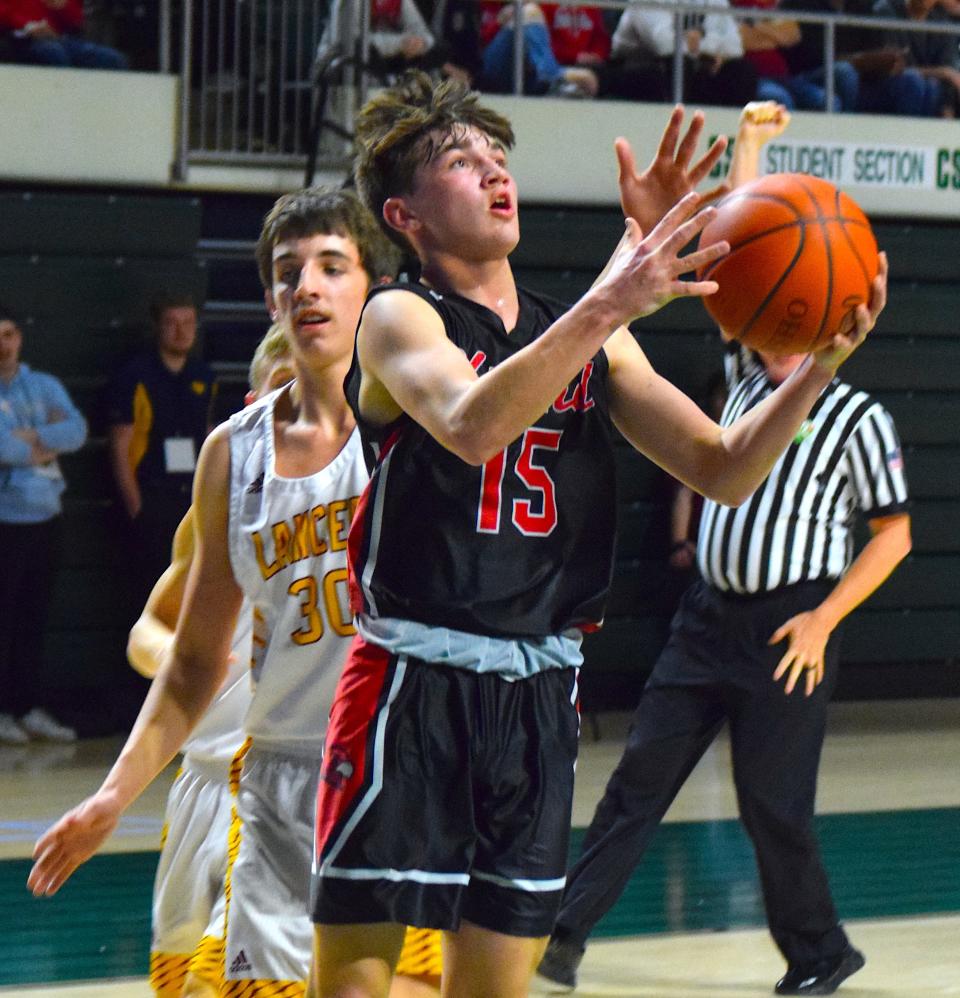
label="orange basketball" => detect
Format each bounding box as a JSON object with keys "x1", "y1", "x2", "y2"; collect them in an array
[{"x1": 697, "y1": 173, "x2": 878, "y2": 355}]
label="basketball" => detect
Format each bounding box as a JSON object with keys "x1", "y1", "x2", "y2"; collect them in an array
[{"x1": 697, "y1": 173, "x2": 879, "y2": 355}]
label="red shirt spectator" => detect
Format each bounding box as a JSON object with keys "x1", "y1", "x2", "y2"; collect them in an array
[
  {"x1": 479, "y1": 2, "x2": 504, "y2": 47},
  {"x1": 541, "y1": 4, "x2": 610, "y2": 66},
  {"x1": 480, "y1": 3, "x2": 610, "y2": 66},
  {"x1": 371, "y1": 0, "x2": 402, "y2": 27},
  {"x1": 0, "y1": 0, "x2": 84, "y2": 34},
  {"x1": 731, "y1": 0, "x2": 792, "y2": 78}
]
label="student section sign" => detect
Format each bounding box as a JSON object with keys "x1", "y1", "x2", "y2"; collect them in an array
[
  {"x1": 758, "y1": 139, "x2": 958, "y2": 191},
  {"x1": 488, "y1": 94, "x2": 960, "y2": 217},
  {"x1": 704, "y1": 125, "x2": 960, "y2": 216}
]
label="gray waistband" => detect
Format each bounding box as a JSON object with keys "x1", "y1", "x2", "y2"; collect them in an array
[{"x1": 356, "y1": 615, "x2": 583, "y2": 681}]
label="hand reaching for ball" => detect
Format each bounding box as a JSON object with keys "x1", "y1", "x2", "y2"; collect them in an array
[
  {"x1": 811, "y1": 251, "x2": 888, "y2": 374},
  {"x1": 696, "y1": 173, "x2": 880, "y2": 356}
]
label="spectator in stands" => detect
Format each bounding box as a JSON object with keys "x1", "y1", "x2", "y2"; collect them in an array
[
  {"x1": 106, "y1": 292, "x2": 216, "y2": 626},
  {"x1": 0, "y1": 0, "x2": 127, "y2": 69},
  {"x1": 606, "y1": 0, "x2": 758, "y2": 106},
  {"x1": 733, "y1": 0, "x2": 804, "y2": 107},
  {"x1": 478, "y1": 2, "x2": 602, "y2": 97},
  {"x1": 319, "y1": 0, "x2": 472, "y2": 84},
  {"x1": 542, "y1": 3, "x2": 611, "y2": 74},
  {"x1": 0, "y1": 308, "x2": 87, "y2": 745},
  {"x1": 419, "y1": 0, "x2": 484, "y2": 82},
  {"x1": 777, "y1": 0, "x2": 943, "y2": 114},
  {"x1": 873, "y1": 0, "x2": 960, "y2": 115}
]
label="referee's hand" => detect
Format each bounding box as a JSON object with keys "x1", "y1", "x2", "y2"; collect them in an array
[{"x1": 769, "y1": 610, "x2": 831, "y2": 696}]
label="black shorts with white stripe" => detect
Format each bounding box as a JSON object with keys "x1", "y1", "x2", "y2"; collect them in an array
[{"x1": 311, "y1": 637, "x2": 581, "y2": 938}]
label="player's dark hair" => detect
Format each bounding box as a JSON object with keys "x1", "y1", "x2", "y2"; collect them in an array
[
  {"x1": 255, "y1": 186, "x2": 400, "y2": 290},
  {"x1": 149, "y1": 291, "x2": 197, "y2": 329},
  {"x1": 353, "y1": 70, "x2": 515, "y2": 248}
]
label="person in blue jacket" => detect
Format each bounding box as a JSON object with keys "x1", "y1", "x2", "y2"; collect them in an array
[{"x1": 0, "y1": 308, "x2": 87, "y2": 744}]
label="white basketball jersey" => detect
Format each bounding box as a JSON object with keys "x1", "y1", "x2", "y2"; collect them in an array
[
  {"x1": 227, "y1": 388, "x2": 367, "y2": 752},
  {"x1": 180, "y1": 609, "x2": 252, "y2": 772}
]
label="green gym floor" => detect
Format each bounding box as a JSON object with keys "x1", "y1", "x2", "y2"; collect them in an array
[{"x1": 1, "y1": 699, "x2": 958, "y2": 997}]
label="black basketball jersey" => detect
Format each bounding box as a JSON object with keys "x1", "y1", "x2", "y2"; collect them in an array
[{"x1": 344, "y1": 281, "x2": 617, "y2": 639}]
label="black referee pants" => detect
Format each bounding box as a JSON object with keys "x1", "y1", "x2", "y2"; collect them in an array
[{"x1": 555, "y1": 579, "x2": 850, "y2": 967}]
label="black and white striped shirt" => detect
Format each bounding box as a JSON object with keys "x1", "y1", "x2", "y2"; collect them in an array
[{"x1": 697, "y1": 346, "x2": 909, "y2": 595}]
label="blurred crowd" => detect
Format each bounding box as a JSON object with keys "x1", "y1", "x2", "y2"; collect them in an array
[
  {"x1": 3, "y1": 0, "x2": 958, "y2": 117},
  {"x1": 331, "y1": 0, "x2": 960, "y2": 116}
]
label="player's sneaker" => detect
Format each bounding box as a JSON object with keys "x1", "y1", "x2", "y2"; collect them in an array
[
  {"x1": 536, "y1": 936, "x2": 585, "y2": 993},
  {"x1": 0, "y1": 712, "x2": 29, "y2": 745},
  {"x1": 20, "y1": 708, "x2": 77, "y2": 742}
]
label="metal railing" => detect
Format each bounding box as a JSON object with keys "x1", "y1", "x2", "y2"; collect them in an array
[
  {"x1": 173, "y1": 0, "x2": 333, "y2": 177},
  {"x1": 168, "y1": 0, "x2": 960, "y2": 177}
]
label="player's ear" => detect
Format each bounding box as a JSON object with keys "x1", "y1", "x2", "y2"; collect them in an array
[
  {"x1": 264, "y1": 290, "x2": 279, "y2": 322},
  {"x1": 383, "y1": 196, "x2": 418, "y2": 236}
]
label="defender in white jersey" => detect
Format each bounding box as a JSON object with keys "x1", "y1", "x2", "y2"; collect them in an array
[
  {"x1": 217, "y1": 372, "x2": 368, "y2": 990},
  {"x1": 28, "y1": 189, "x2": 424, "y2": 997},
  {"x1": 126, "y1": 327, "x2": 294, "y2": 998}
]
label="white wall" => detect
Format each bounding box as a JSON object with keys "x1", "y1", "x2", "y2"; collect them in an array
[
  {"x1": 485, "y1": 95, "x2": 960, "y2": 219},
  {"x1": 1, "y1": 64, "x2": 958, "y2": 220},
  {"x1": 0, "y1": 66, "x2": 176, "y2": 187}
]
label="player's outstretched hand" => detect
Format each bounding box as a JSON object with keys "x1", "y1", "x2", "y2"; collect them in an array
[
  {"x1": 812, "y1": 251, "x2": 888, "y2": 375},
  {"x1": 27, "y1": 793, "x2": 121, "y2": 897},
  {"x1": 617, "y1": 105, "x2": 728, "y2": 237},
  {"x1": 598, "y1": 192, "x2": 729, "y2": 322},
  {"x1": 769, "y1": 610, "x2": 832, "y2": 697}
]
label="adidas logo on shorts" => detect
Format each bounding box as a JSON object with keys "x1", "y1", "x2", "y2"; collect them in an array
[{"x1": 229, "y1": 949, "x2": 252, "y2": 974}]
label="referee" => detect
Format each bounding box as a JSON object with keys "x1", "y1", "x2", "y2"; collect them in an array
[{"x1": 538, "y1": 342, "x2": 911, "y2": 997}]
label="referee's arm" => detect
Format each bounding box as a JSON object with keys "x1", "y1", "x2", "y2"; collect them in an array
[{"x1": 770, "y1": 512, "x2": 912, "y2": 696}]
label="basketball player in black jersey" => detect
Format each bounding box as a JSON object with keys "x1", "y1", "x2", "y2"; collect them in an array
[{"x1": 308, "y1": 73, "x2": 888, "y2": 998}]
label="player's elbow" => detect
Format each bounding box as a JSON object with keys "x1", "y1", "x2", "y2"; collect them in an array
[
  {"x1": 445, "y1": 430, "x2": 493, "y2": 467},
  {"x1": 709, "y1": 483, "x2": 753, "y2": 508},
  {"x1": 897, "y1": 523, "x2": 913, "y2": 561},
  {"x1": 440, "y1": 411, "x2": 501, "y2": 466},
  {"x1": 699, "y1": 465, "x2": 757, "y2": 507},
  {"x1": 693, "y1": 460, "x2": 755, "y2": 508},
  {"x1": 126, "y1": 629, "x2": 159, "y2": 679},
  {"x1": 126, "y1": 616, "x2": 170, "y2": 679}
]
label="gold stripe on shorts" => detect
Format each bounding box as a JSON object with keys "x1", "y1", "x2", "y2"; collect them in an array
[
  {"x1": 229, "y1": 736, "x2": 253, "y2": 796},
  {"x1": 158, "y1": 764, "x2": 185, "y2": 850},
  {"x1": 149, "y1": 951, "x2": 190, "y2": 997},
  {"x1": 188, "y1": 934, "x2": 226, "y2": 993},
  {"x1": 220, "y1": 980, "x2": 305, "y2": 997},
  {"x1": 396, "y1": 926, "x2": 443, "y2": 978}
]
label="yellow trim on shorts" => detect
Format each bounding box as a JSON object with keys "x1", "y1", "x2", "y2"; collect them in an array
[
  {"x1": 229, "y1": 737, "x2": 252, "y2": 796},
  {"x1": 396, "y1": 926, "x2": 443, "y2": 978},
  {"x1": 159, "y1": 764, "x2": 185, "y2": 850},
  {"x1": 149, "y1": 951, "x2": 190, "y2": 997},
  {"x1": 220, "y1": 979, "x2": 305, "y2": 996},
  {"x1": 188, "y1": 934, "x2": 226, "y2": 993}
]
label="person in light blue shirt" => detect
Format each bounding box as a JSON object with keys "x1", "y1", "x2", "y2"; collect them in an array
[{"x1": 0, "y1": 309, "x2": 87, "y2": 745}]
